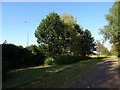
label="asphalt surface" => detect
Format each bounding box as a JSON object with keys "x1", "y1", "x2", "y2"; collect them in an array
[{"x1": 67, "y1": 56, "x2": 119, "y2": 88}]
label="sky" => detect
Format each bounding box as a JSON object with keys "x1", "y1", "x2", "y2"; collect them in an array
[{"x1": 1, "y1": 2, "x2": 114, "y2": 50}]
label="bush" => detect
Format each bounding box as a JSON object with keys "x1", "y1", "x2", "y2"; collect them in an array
[
  {"x1": 2, "y1": 44, "x2": 33, "y2": 69},
  {"x1": 2, "y1": 44, "x2": 46, "y2": 69},
  {"x1": 44, "y1": 57, "x2": 55, "y2": 65},
  {"x1": 26, "y1": 45, "x2": 46, "y2": 66},
  {"x1": 2, "y1": 57, "x2": 12, "y2": 82},
  {"x1": 55, "y1": 55, "x2": 91, "y2": 65}
]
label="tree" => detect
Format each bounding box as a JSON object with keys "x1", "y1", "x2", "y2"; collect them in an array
[
  {"x1": 26, "y1": 45, "x2": 46, "y2": 65},
  {"x1": 100, "y1": 1, "x2": 120, "y2": 57},
  {"x1": 26, "y1": 45, "x2": 39, "y2": 55},
  {"x1": 60, "y1": 13, "x2": 77, "y2": 55},
  {"x1": 110, "y1": 44, "x2": 118, "y2": 56},
  {"x1": 60, "y1": 14, "x2": 95, "y2": 56},
  {"x1": 60, "y1": 13, "x2": 76, "y2": 27},
  {"x1": 70, "y1": 24, "x2": 83, "y2": 55},
  {"x1": 96, "y1": 41, "x2": 110, "y2": 56},
  {"x1": 35, "y1": 12, "x2": 67, "y2": 58},
  {"x1": 35, "y1": 12, "x2": 96, "y2": 58},
  {"x1": 76, "y1": 29, "x2": 95, "y2": 57},
  {"x1": 2, "y1": 43, "x2": 33, "y2": 69},
  {"x1": 101, "y1": 47, "x2": 110, "y2": 56}
]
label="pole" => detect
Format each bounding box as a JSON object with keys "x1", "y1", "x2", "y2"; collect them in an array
[
  {"x1": 25, "y1": 21, "x2": 29, "y2": 46},
  {"x1": 27, "y1": 31, "x2": 29, "y2": 46}
]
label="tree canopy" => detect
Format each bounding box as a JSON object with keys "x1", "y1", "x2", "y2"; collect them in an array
[
  {"x1": 35, "y1": 12, "x2": 67, "y2": 58},
  {"x1": 35, "y1": 12, "x2": 96, "y2": 58},
  {"x1": 100, "y1": 2, "x2": 120, "y2": 57}
]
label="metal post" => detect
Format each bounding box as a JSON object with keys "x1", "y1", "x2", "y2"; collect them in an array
[{"x1": 25, "y1": 21, "x2": 29, "y2": 46}]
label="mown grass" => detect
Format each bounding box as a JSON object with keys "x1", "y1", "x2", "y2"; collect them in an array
[{"x1": 3, "y1": 59, "x2": 100, "y2": 88}]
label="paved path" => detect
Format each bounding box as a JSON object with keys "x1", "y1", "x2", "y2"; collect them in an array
[{"x1": 67, "y1": 56, "x2": 119, "y2": 88}]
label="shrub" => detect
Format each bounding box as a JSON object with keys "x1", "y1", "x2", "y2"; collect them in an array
[
  {"x1": 2, "y1": 44, "x2": 32, "y2": 69},
  {"x1": 2, "y1": 43, "x2": 46, "y2": 69},
  {"x1": 55, "y1": 55, "x2": 91, "y2": 65},
  {"x1": 26, "y1": 45, "x2": 46, "y2": 66},
  {"x1": 55, "y1": 55, "x2": 78, "y2": 65},
  {"x1": 2, "y1": 57, "x2": 12, "y2": 82},
  {"x1": 44, "y1": 57, "x2": 55, "y2": 65}
]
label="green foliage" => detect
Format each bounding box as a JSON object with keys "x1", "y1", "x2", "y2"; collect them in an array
[
  {"x1": 110, "y1": 44, "x2": 119, "y2": 57},
  {"x1": 35, "y1": 12, "x2": 67, "y2": 58},
  {"x1": 96, "y1": 42, "x2": 110, "y2": 56},
  {"x1": 60, "y1": 13, "x2": 78, "y2": 55},
  {"x1": 71, "y1": 28, "x2": 95, "y2": 56},
  {"x1": 2, "y1": 43, "x2": 46, "y2": 82},
  {"x1": 2, "y1": 44, "x2": 27, "y2": 82},
  {"x1": 60, "y1": 14, "x2": 95, "y2": 56},
  {"x1": 3, "y1": 59, "x2": 99, "y2": 88},
  {"x1": 2, "y1": 43, "x2": 46, "y2": 70},
  {"x1": 80, "y1": 29, "x2": 95, "y2": 56},
  {"x1": 2, "y1": 57, "x2": 11, "y2": 82},
  {"x1": 26, "y1": 45, "x2": 38, "y2": 55},
  {"x1": 60, "y1": 13, "x2": 76, "y2": 26},
  {"x1": 44, "y1": 57, "x2": 55, "y2": 65},
  {"x1": 101, "y1": 48, "x2": 110, "y2": 56},
  {"x1": 2, "y1": 43, "x2": 32, "y2": 69},
  {"x1": 35, "y1": 12, "x2": 96, "y2": 58},
  {"x1": 26, "y1": 45, "x2": 46, "y2": 66},
  {"x1": 55, "y1": 55, "x2": 91, "y2": 65},
  {"x1": 100, "y1": 2, "x2": 120, "y2": 57},
  {"x1": 110, "y1": 50, "x2": 118, "y2": 56},
  {"x1": 100, "y1": 2, "x2": 120, "y2": 39}
]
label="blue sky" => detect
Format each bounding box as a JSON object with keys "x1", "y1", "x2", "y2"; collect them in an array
[{"x1": 2, "y1": 2, "x2": 113, "y2": 50}]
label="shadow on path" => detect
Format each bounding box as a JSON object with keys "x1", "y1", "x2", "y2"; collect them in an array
[{"x1": 67, "y1": 57, "x2": 119, "y2": 88}]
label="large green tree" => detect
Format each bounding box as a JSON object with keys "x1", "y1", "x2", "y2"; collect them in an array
[
  {"x1": 60, "y1": 13, "x2": 77, "y2": 55},
  {"x1": 35, "y1": 12, "x2": 67, "y2": 58},
  {"x1": 60, "y1": 13, "x2": 95, "y2": 56},
  {"x1": 77, "y1": 29, "x2": 95, "y2": 56},
  {"x1": 35, "y1": 12, "x2": 96, "y2": 58},
  {"x1": 100, "y1": 1, "x2": 120, "y2": 57}
]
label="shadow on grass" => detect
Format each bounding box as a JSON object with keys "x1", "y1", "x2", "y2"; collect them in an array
[
  {"x1": 3, "y1": 58, "x2": 100, "y2": 88},
  {"x1": 3, "y1": 64, "x2": 74, "y2": 88}
]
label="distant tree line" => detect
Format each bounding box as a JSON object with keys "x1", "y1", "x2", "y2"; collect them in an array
[{"x1": 96, "y1": 41, "x2": 110, "y2": 56}]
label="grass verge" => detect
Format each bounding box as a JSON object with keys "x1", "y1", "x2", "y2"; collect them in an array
[{"x1": 3, "y1": 59, "x2": 100, "y2": 88}]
